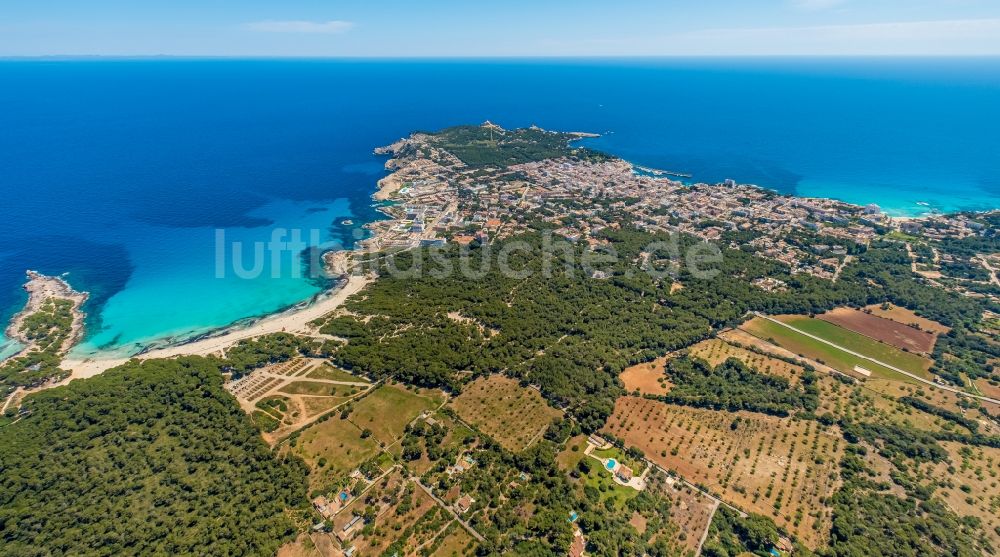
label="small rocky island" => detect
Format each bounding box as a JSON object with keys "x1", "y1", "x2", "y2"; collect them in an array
[{"x1": 1, "y1": 271, "x2": 87, "y2": 402}]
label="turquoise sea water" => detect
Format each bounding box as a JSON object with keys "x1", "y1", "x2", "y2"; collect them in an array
[
  {"x1": 75, "y1": 198, "x2": 355, "y2": 356},
  {"x1": 1, "y1": 58, "x2": 999, "y2": 357}
]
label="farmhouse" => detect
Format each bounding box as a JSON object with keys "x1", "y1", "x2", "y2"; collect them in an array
[
  {"x1": 456, "y1": 494, "x2": 476, "y2": 514},
  {"x1": 617, "y1": 465, "x2": 634, "y2": 483},
  {"x1": 448, "y1": 454, "x2": 476, "y2": 476},
  {"x1": 312, "y1": 496, "x2": 333, "y2": 518}
]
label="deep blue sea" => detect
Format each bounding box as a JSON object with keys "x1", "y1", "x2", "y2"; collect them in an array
[{"x1": 1, "y1": 58, "x2": 999, "y2": 358}]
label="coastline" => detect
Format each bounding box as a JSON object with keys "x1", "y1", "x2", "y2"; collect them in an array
[
  {"x1": 8, "y1": 151, "x2": 395, "y2": 382},
  {"x1": 621, "y1": 159, "x2": 959, "y2": 220},
  {"x1": 40, "y1": 131, "x2": 412, "y2": 380},
  {"x1": 59, "y1": 272, "x2": 373, "y2": 381}
]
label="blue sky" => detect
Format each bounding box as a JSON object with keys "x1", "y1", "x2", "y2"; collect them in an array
[{"x1": 2, "y1": 0, "x2": 999, "y2": 56}]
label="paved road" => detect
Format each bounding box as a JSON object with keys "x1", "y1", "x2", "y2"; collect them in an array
[
  {"x1": 755, "y1": 313, "x2": 1000, "y2": 406},
  {"x1": 413, "y1": 478, "x2": 486, "y2": 543}
]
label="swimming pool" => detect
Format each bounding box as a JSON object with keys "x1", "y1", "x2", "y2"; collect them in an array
[{"x1": 605, "y1": 459, "x2": 617, "y2": 470}]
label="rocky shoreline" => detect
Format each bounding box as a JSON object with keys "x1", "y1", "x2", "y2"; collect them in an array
[{"x1": 3, "y1": 271, "x2": 88, "y2": 362}]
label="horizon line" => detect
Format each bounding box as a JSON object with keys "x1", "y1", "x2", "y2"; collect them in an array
[{"x1": 3, "y1": 53, "x2": 1000, "y2": 61}]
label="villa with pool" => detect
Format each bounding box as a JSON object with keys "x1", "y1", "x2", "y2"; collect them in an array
[{"x1": 587, "y1": 443, "x2": 647, "y2": 490}]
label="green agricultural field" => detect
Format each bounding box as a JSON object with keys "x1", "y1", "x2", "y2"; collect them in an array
[
  {"x1": 742, "y1": 318, "x2": 927, "y2": 384},
  {"x1": 307, "y1": 363, "x2": 369, "y2": 383},
  {"x1": 291, "y1": 416, "x2": 381, "y2": 488},
  {"x1": 348, "y1": 383, "x2": 444, "y2": 447},
  {"x1": 776, "y1": 316, "x2": 933, "y2": 377},
  {"x1": 278, "y1": 381, "x2": 355, "y2": 397}
]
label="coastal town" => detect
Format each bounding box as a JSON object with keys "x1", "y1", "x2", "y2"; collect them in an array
[{"x1": 355, "y1": 123, "x2": 995, "y2": 292}]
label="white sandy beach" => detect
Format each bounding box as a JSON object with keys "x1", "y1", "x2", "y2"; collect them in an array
[{"x1": 59, "y1": 273, "x2": 373, "y2": 381}]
